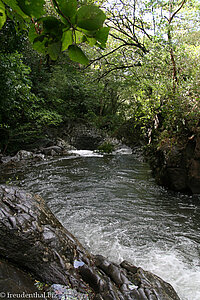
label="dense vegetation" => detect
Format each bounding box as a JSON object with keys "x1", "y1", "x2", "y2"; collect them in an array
[{"x1": 0, "y1": 0, "x2": 199, "y2": 154}]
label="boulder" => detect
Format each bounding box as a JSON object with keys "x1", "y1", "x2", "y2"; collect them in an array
[
  {"x1": 0, "y1": 150, "x2": 44, "y2": 165},
  {"x1": 40, "y1": 146, "x2": 63, "y2": 156},
  {"x1": 0, "y1": 185, "x2": 180, "y2": 300},
  {"x1": 147, "y1": 132, "x2": 200, "y2": 194}
]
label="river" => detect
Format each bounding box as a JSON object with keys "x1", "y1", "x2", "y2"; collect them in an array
[{"x1": 2, "y1": 149, "x2": 200, "y2": 300}]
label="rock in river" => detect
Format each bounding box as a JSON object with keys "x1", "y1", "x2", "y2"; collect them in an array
[{"x1": 0, "y1": 185, "x2": 180, "y2": 300}]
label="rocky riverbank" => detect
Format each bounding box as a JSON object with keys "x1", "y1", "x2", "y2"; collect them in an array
[
  {"x1": 0, "y1": 185, "x2": 180, "y2": 300},
  {"x1": 145, "y1": 130, "x2": 200, "y2": 194},
  {"x1": 1, "y1": 120, "x2": 199, "y2": 194}
]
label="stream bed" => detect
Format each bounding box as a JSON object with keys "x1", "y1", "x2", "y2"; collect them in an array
[{"x1": 1, "y1": 150, "x2": 200, "y2": 300}]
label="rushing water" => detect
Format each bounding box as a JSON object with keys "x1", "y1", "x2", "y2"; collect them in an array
[{"x1": 1, "y1": 150, "x2": 200, "y2": 300}]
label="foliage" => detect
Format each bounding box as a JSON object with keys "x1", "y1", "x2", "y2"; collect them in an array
[
  {"x1": 38, "y1": 64, "x2": 101, "y2": 120},
  {"x1": 97, "y1": 142, "x2": 114, "y2": 154},
  {"x1": 0, "y1": 51, "x2": 62, "y2": 153},
  {"x1": 0, "y1": 0, "x2": 199, "y2": 155},
  {"x1": 91, "y1": 0, "x2": 200, "y2": 146},
  {"x1": 1, "y1": 0, "x2": 109, "y2": 64}
]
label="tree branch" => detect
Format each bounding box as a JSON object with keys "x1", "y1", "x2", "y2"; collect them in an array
[
  {"x1": 96, "y1": 63, "x2": 142, "y2": 81},
  {"x1": 169, "y1": 0, "x2": 187, "y2": 24}
]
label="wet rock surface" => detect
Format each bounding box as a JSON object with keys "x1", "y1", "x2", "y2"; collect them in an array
[
  {"x1": 147, "y1": 132, "x2": 200, "y2": 194},
  {"x1": 39, "y1": 122, "x2": 105, "y2": 151},
  {"x1": 0, "y1": 150, "x2": 45, "y2": 165},
  {"x1": 48, "y1": 284, "x2": 90, "y2": 300},
  {"x1": 0, "y1": 185, "x2": 180, "y2": 299},
  {"x1": 0, "y1": 259, "x2": 39, "y2": 295}
]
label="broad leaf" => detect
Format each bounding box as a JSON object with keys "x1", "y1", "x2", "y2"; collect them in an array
[
  {"x1": 40, "y1": 16, "x2": 63, "y2": 37},
  {"x1": 77, "y1": 27, "x2": 97, "y2": 37},
  {"x1": 55, "y1": 0, "x2": 77, "y2": 19},
  {"x1": 48, "y1": 42, "x2": 62, "y2": 60},
  {"x1": 86, "y1": 37, "x2": 96, "y2": 46},
  {"x1": 62, "y1": 30, "x2": 73, "y2": 51},
  {"x1": 77, "y1": 5, "x2": 106, "y2": 31},
  {"x1": 60, "y1": 16, "x2": 70, "y2": 26},
  {"x1": 17, "y1": 0, "x2": 45, "y2": 18},
  {"x1": 74, "y1": 30, "x2": 85, "y2": 43},
  {"x1": 3, "y1": 0, "x2": 28, "y2": 18},
  {"x1": 32, "y1": 38, "x2": 48, "y2": 54},
  {"x1": 0, "y1": 0, "x2": 6, "y2": 29},
  {"x1": 28, "y1": 23, "x2": 38, "y2": 43},
  {"x1": 33, "y1": 35, "x2": 46, "y2": 43},
  {"x1": 95, "y1": 27, "x2": 110, "y2": 48},
  {"x1": 68, "y1": 45, "x2": 89, "y2": 65}
]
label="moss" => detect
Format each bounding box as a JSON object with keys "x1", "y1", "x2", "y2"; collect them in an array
[{"x1": 97, "y1": 142, "x2": 114, "y2": 154}]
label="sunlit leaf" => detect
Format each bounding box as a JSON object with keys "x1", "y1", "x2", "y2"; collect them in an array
[
  {"x1": 0, "y1": 0, "x2": 6, "y2": 29},
  {"x1": 86, "y1": 37, "x2": 96, "y2": 46},
  {"x1": 62, "y1": 30, "x2": 73, "y2": 51},
  {"x1": 74, "y1": 30, "x2": 85, "y2": 43},
  {"x1": 28, "y1": 23, "x2": 38, "y2": 43},
  {"x1": 77, "y1": 27, "x2": 97, "y2": 37}
]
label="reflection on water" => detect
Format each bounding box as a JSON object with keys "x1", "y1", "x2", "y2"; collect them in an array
[{"x1": 1, "y1": 150, "x2": 200, "y2": 300}]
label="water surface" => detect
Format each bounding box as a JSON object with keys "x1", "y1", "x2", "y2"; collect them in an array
[{"x1": 2, "y1": 150, "x2": 200, "y2": 300}]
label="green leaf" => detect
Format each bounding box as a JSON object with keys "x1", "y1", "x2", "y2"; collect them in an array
[
  {"x1": 40, "y1": 16, "x2": 63, "y2": 37},
  {"x1": 28, "y1": 23, "x2": 38, "y2": 43},
  {"x1": 55, "y1": 0, "x2": 77, "y2": 18},
  {"x1": 74, "y1": 30, "x2": 85, "y2": 43},
  {"x1": 68, "y1": 45, "x2": 89, "y2": 65},
  {"x1": 77, "y1": 27, "x2": 97, "y2": 37},
  {"x1": 32, "y1": 38, "x2": 48, "y2": 54},
  {"x1": 61, "y1": 30, "x2": 73, "y2": 51},
  {"x1": 3, "y1": 0, "x2": 29, "y2": 19},
  {"x1": 17, "y1": 0, "x2": 45, "y2": 18},
  {"x1": 77, "y1": 5, "x2": 106, "y2": 31},
  {"x1": 86, "y1": 37, "x2": 96, "y2": 46},
  {"x1": 33, "y1": 35, "x2": 46, "y2": 43},
  {"x1": 60, "y1": 15, "x2": 70, "y2": 26},
  {"x1": 95, "y1": 27, "x2": 109, "y2": 48},
  {"x1": 0, "y1": 0, "x2": 6, "y2": 29},
  {"x1": 48, "y1": 42, "x2": 62, "y2": 60}
]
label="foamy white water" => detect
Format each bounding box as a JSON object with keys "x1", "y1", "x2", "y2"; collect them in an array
[
  {"x1": 68, "y1": 149, "x2": 103, "y2": 157},
  {"x1": 5, "y1": 152, "x2": 200, "y2": 300}
]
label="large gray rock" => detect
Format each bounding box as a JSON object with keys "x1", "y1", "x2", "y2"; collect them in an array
[
  {"x1": 147, "y1": 132, "x2": 200, "y2": 194},
  {"x1": 0, "y1": 185, "x2": 180, "y2": 300}
]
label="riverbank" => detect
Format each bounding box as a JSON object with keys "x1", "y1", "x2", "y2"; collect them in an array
[
  {"x1": 1, "y1": 120, "x2": 200, "y2": 195},
  {"x1": 0, "y1": 185, "x2": 181, "y2": 300},
  {"x1": 144, "y1": 130, "x2": 200, "y2": 194}
]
